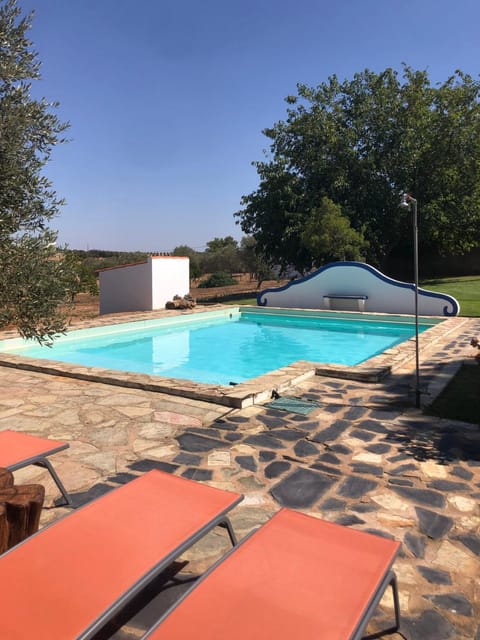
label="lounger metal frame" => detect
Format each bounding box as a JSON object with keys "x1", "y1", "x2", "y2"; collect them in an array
[
  {"x1": 354, "y1": 571, "x2": 400, "y2": 640},
  {"x1": 6, "y1": 441, "x2": 72, "y2": 506}
]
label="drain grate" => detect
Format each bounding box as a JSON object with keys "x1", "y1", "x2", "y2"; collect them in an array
[{"x1": 265, "y1": 396, "x2": 319, "y2": 415}]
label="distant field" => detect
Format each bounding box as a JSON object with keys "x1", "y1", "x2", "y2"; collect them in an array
[{"x1": 421, "y1": 275, "x2": 480, "y2": 317}]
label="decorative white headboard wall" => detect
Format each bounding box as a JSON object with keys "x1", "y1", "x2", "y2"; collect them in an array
[{"x1": 257, "y1": 262, "x2": 459, "y2": 316}]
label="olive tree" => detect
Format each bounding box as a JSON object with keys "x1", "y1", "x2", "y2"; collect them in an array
[{"x1": 0, "y1": 0, "x2": 75, "y2": 343}]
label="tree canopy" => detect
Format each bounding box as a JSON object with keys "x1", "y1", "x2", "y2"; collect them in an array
[
  {"x1": 238, "y1": 236, "x2": 274, "y2": 285},
  {"x1": 202, "y1": 236, "x2": 241, "y2": 274},
  {"x1": 205, "y1": 236, "x2": 238, "y2": 253},
  {"x1": 301, "y1": 198, "x2": 368, "y2": 266},
  {"x1": 0, "y1": 0, "x2": 75, "y2": 343},
  {"x1": 235, "y1": 66, "x2": 480, "y2": 274}
]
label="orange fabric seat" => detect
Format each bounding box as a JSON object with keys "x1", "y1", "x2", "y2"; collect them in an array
[
  {"x1": 0, "y1": 429, "x2": 71, "y2": 505},
  {"x1": 0, "y1": 469, "x2": 242, "y2": 640},
  {"x1": 145, "y1": 508, "x2": 401, "y2": 640}
]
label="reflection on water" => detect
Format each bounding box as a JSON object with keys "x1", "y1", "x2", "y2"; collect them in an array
[
  {"x1": 151, "y1": 331, "x2": 189, "y2": 373},
  {"x1": 12, "y1": 312, "x2": 430, "y2": 386}
]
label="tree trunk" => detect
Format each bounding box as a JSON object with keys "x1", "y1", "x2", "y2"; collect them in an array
[
  {"x1": 0, "y1": 472, "x2": 45, "y2": 554},
  {"x1": 0, "y1": 468, "x2": 14, "y2": 490}
]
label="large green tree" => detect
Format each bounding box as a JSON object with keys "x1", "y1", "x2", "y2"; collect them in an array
[
  {"x1": 301, "y1": 198, "x2": 368, "y2": 266},
  {"x1": 201, "y1": 236, "x2": 241, "y2": 274},
  {"x1": 238, "y1": 236, "x2": 274, "y2": 285},
  {"x1": 236, "y1": 66, "x2": 480, "y2": 273},
  {"x1": 0, "y1": 0, "x2": 75, "y2": 343}
]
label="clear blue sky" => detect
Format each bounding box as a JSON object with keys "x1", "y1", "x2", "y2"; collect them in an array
[{"x1": 23, "y1": 0, "x2": 480, "y2": 252}]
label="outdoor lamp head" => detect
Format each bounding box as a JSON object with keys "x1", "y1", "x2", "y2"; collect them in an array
[{"x1": 399, "y1": 193, "x2": 410, "y2": 209}]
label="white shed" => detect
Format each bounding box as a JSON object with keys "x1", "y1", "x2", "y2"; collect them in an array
[{"x1": 99, "y1": 256, "x2": 190, "y2": 315}]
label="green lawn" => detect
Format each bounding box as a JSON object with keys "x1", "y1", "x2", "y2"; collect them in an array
[
  {"x1": 425, "y1": 364, "x2": 480, "y2": 425},
  {"x1": 421, "y1": 275, "x2": 480, "y2": 317}
]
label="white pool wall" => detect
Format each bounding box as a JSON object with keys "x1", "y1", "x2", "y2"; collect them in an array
[
  {"x1": 257, "y1": 262, "x2": 459, "y2": 316},
  {"x1": 0, "y1": 308, "x2": 242, "y2": 352}
]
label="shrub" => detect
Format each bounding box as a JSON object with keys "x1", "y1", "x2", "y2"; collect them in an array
[{"x1": 198, "y1": 272, "x2": 238, "y2": 288}]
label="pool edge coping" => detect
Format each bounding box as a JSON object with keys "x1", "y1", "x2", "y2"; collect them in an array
[{"x1": 0, "y1": 306, "x2": 469, "y2": 409}]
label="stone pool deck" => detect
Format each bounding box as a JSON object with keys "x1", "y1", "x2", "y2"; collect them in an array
[{"x1": 0, "y1": 311, "x2": 479, "y2": 639}]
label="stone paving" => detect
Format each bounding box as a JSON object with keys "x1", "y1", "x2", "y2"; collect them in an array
[{"x1": 0, "y1": 313, "x2": 479, "y2": 639}]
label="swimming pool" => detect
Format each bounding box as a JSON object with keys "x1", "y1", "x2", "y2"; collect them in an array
[{"x1": 0, "y1": 308, "x2": 438, "y2": 387}]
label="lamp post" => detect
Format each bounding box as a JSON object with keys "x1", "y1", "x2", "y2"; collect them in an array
[{"x1": 399, "y1": 193, "x2": 420, "y2": 408}]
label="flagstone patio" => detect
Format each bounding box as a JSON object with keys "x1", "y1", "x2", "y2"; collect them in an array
[{"x1": 0, "y1": 311, "x2": 479, "y2": 640}]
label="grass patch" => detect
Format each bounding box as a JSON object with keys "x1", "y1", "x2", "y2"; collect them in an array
[
  {"x1": 421, "y1": 275, "x2": 480, "y2": 317},
  {"x1": 426, "y1": 364, "x2": 480, "y2": 425}
]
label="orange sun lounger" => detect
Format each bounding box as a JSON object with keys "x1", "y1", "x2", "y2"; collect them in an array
[
  {"x1": 143, "y1": 508, "x2": 401, "y2": 640},
  {"x1": 0, "y1": 469, "x2": 242, "y2": 640},
  {"x1": 0, "y1": 429, "x2": 72, "y2": 505}
]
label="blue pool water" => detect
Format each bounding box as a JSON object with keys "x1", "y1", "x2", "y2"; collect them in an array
[{"x1": 5, "y1": 310, "x2": 434, "y2": 386}]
